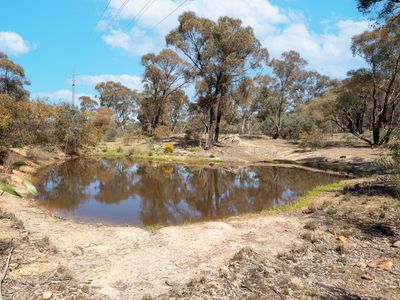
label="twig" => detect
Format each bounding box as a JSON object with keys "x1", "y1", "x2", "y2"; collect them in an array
[{"x1": 0, "y1": 242, "x2": 14, "y2": 300}]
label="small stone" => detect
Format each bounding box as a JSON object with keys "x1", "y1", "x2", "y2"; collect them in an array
[
  {"x1": 393, "y1": 241, "x2": 400, "y2": 248},
  {"x1": 337, "y1": 236, "x2": 348, "y2": 243},
  {"x1": 356, "y1": 261, "x2": 367, "y2": 269},
  {"x1": 210, "y1": 154, "x2": 216, "y2": 158},
  {"x1": 329, "y1": 279, "x2": 345, "y2": 287},
  {"x1": 368, "y1": 258, "x2": 393, "y2": 271},
  {"x1": 361, "y1": 273, "x2": 373, "y2": 281},
  {"x1": 42, "y1": 291, "x2": 53, "y2": 299},
  {"x1": 219, "y1": 266, "x2": 229, "y2": 277}
]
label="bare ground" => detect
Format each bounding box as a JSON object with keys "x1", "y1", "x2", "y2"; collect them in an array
[
  {"x1": 158, "y1": 178, "x2": 400, "y2": 300},
  {"x1": 0, "y1": 136, "x2": 396, "y2": 299}
]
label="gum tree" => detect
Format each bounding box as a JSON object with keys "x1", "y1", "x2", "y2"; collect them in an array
[
  {"x1": 95, "y1": 81, "x2": 138, "y2": 129},
  {"x1": 139, "y1": 49, "x2": 192, "y2": 133},
  {"x1": 166, "y1": 12, "x2": 268, "y2": 148}
]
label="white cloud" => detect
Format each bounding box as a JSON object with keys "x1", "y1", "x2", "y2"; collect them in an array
[
  {"x1": 264, "y1": 19, "x2": 371, "y2": 78},
  {"x1": 73, "y1": 74, "x2": 143, "y2": 91},
  {"x1": 102, "y1": 27, "x2": 159, "y2": 56},
  {"x1": 98, "y1": 0, "x2": 371, "y2": 78},
  {"x1": 0, "y1": 32, "x2": 35, "y2": 56}
]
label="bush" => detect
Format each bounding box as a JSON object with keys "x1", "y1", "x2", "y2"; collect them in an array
[
  {"x1": 164, "y1": 143, "x2": 174, "y2": 154},
  {"x1": 154, "y1": 125, "x2": 171, "y2": 139},
  {"x1": 104, "y1": 127, "x2": 117, "y2": 142},
  {"x1": 299, "y1": 128, "x2": 325, "y2": 149}
]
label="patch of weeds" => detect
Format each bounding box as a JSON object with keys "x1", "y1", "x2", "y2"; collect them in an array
[
  {"x1": 380, "y1": 203, "x2": 389, "y2": 211},
  {"x1": 303, "y1": 221, "x2": 317, "y2": 231},
  {"x1": 304, "y1": 204, "x2": 316, "y2": 214},
  {"x1": 337, "y1": 256, "x2": 347, "y2": 264},
  {"x1": 142, "y1": 294, "x2": 153, "y2": 300},
  {"x1": 263, "y1": 182, "x2": 346, "y2": 215},
  {"x1": 101, "y1": 147, "x2": 108, "y2": 153},
  {"x1": 116, "y1": 146, "x2": 123, "y2": 153},
  {"x1": 342, "y1": 193, "x2": 351, "y2": 202},
  {"x1": 301, "y1": 232, "x2": 318, "y2": 244},
  {"x1": 144, "y1": 224, "x2": 162, "y2": 233},
  {"x1": 13, "y1": 219, "x2": 24, "y2": 229},
  {"x1": 189, "y1": 147, "x2": 202, "y2": 153},
  {"x1": 326, "y1": 206, "x2": 338, "y2": 215},
  {"x1": 0, "y1": 210, "x2": 24, "y2": 229},
  {"x1": 335, "y1": 243, "x2": 347, "y2": 255},
  {"x1": 321, "y1": 200, "x2": 333, "y2": 209},
  {"x1": 37, "y1": 236, "x2": 50, "y2": 250}
]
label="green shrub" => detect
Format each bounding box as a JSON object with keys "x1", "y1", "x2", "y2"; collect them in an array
[
  {"x1": 299, "y1": 128, "x2": 325, "y2": 149},
  {"x1": 164, "y1": 143, "x2": 174, "y2": 154}
]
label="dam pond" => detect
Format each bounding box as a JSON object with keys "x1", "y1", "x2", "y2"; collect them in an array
[{"x1": 32, "y1": 159, "x2": 343, "y2": 227}]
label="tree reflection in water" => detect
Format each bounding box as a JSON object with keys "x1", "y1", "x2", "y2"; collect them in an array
[{"x1": 33, "y1": 159, "x2": 342, "y2": 226}]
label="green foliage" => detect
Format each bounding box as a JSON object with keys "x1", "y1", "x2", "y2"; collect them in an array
[
  {"x1": 23, "y1": 179, "x2": 39, "y2": 196},
  {"x1": 0, "y1": 182, "x2": 22, "y2": 197},
  {"x1": 164, "y1": 143, "x2": 174, "y2": 154},
  {"x1": 299, "y1": 128, "x2": 325, "y2": 149}
]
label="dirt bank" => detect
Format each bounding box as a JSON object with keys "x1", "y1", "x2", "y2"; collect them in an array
[
  {"x1": 0, "y1": 138, "x2": 394, "y2": 299},
  {"x1": 92, "y1": 134, "x2": 387, "y2": 175}
]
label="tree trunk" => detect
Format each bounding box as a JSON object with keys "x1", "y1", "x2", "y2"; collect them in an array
[
  {"x1": 214, "y1": 109, "x2": 222, "y2": 143},
  {"x1": 205, "y1": 104, "x2": 217, "y2": 149},
  {"x1": 373, "y1": 125, "x2": 380, "y2": 145}
]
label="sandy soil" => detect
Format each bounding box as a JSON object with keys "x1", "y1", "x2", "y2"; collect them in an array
[
  {"x1": 0, "y1": 136, "x2": 391, "y2": 299},
  {"x1": 1, "y1": 193, "x2": 302, "y2": 299}
]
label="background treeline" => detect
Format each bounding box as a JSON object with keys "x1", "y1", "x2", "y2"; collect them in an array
[{"x1": 1, "y1": 0, "x2": 399, "y2": 154}]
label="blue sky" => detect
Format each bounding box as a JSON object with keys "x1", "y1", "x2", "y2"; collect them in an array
[{"x1": 0, "y1": 0, "x2": 370, "y2": 103}]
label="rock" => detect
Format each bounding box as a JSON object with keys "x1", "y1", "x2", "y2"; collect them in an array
[
  {"x1": 361, "y1": 273, "x2": 373, "y2": 281},
  {"x1": 337, "y1": 235, "x2": 348, "y2": 243},
  {"x1": 219, "y1": 266, "x2": 229, "y2": 277},
  {"x1": 329, "y1": 279, "x2": 345, "y2": 287},
  {"x1": 356, "y1": 261, "x2": 367, "y2": 269},
  {"x1": 393, "y1": 241, "x2": 400, "y2": 248},
  {"x1": 368, "y1": 258, "x2": 393, "y2": 270},
  {"x1": 42, "y1": 291, "x2": 53, "y2": 299},
  {"x1": 210, "y1": 154, "x2": 216, "y2": 158}
]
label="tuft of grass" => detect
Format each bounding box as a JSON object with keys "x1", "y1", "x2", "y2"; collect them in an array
[
  {"x1": 335, "y1": 243, "x2": 347, "y2": 255},
  {"x1": 143, "y1": 224, "x2": 162, "y2": 232},
  {"x1": 262, "y1": 182, "x2": 346, "y2": 215},
  {"x1": 189, "y1": 147, "x2": 202, "y2": 153}
]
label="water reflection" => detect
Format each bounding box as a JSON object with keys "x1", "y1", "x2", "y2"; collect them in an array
[{"x1": 33, "y1": 159, "x2": 342, "y2": 226}]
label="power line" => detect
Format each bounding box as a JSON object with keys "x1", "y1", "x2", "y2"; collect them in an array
[
  {"x1": 99, "y1": 0, "x2": 113, "y2": 20},
  {"x1": 113, "y1": 0, "x2": 131, "y2": 20},
  {"x1": 150, "y1": 0, "x2": 189, "y2": 31},
  {"x1": 126, "y1": 0, "x2": 156, "y2": 28}
]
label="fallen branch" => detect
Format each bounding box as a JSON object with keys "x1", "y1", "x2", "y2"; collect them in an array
[{"x1": 0, "y1": 242, "x2": 14, "y2": 300}]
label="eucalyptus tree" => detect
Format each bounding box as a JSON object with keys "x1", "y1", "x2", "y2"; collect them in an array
[
  {"x1": 349, "y1": 17, "x2": 400, "y2": 145},
  {"x1": 233, "y1": 76, "x2": 257, "y2": 134},
  {"x1": 357, "y1": 0, "x2": 400, "y2": 21},
  {"x1": 268, "y1": 51, "x2": 308, "y2": 138},
  {"x1": 166, "y1": 12, "x2": 268, "y2": 148},
  {"x1": 79, "y1": 96, "x2": 98, "y2": 113},
  {"x1": 95, "y1": 81, "x2": 138, "y2": 129},
  {"x1": 139, "y1": 49, "x2": 192, "y2": 133},
  {"x1": 0, "y1": 52, "x2": 30, "y2": 100}
]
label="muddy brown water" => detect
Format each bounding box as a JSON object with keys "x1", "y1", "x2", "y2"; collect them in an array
[{"x1": 32, "y1": 159, "x2": 343, "y2": 227}]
